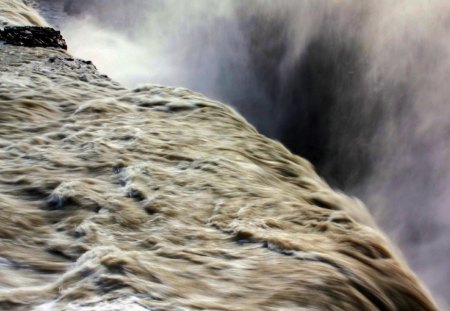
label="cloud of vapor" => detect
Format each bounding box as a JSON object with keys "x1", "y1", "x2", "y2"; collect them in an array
[
  {"x1": 356, "y1": 2, "x2": 450, "y2": 304},
  {"x1": 37, "y1": 0, "x2": 450, "y2": 307}
]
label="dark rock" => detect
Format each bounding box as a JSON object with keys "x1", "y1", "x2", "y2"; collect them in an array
[
  {"x1": 0, "y1": 26, "x2": 67, "y2": 50},
  {"x1": 79, "y1": 75, "x2": 88, "y2": 82},
  {"x1": 126, "y1": 188, "x2": 146, "y2": 201},
  {"x1": 46, "y1": 194, "x2": 68, "y2": 210}
]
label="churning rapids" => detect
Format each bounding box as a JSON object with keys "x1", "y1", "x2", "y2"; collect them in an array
[{"x1": 0, "y1": 1, "x2": 444, "y2": 310}]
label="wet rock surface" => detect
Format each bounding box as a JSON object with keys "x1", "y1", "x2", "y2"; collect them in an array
[{"x1": 0, "y1": 26, "x2": 66, "y2": 49}]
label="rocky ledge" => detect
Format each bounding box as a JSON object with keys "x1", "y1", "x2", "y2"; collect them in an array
[{"x1": 0, "y1": 26, "x2": 67, "y2": 49}]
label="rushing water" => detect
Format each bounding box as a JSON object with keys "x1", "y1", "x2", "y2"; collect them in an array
[
  {"x1": 0, "y1": 1, "x2": 446, "y2": 310},
  {"x1": 35, "y1": 1, "x2": 450, "y2": 308}
]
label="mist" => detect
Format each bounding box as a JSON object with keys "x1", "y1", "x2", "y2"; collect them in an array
[{"x1": 36, "y1": 0, "x2": 450, "y2": 308}]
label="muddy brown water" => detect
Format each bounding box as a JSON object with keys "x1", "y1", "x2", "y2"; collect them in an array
[{"x1": 0, "y1": 1, "x2": 442, "y2": 310}]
